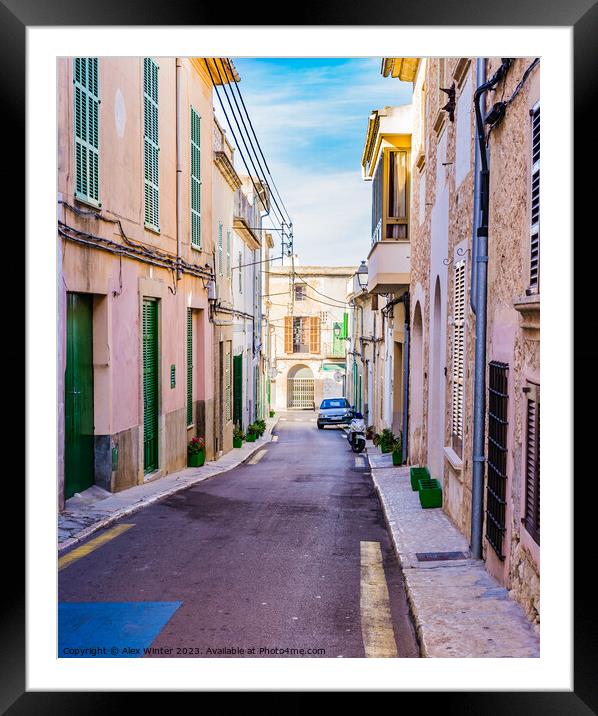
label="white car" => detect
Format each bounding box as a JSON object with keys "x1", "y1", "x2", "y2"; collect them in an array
[{"x1": 317, "y1": 397, "x2": 353, "y2": 429}]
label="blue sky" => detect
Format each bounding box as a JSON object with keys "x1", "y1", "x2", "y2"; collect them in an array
[{"x1": 215, "y1": 58, "x2": 412, "y2": 266}]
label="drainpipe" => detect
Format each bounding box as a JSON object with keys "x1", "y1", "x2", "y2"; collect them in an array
[
  {"x1": 470, "y1": 58, "x2": 512, "y2": 559},
  {"x1": 401, "y1": 291, "x2": 410, "y2": 464},
  {"x1": 175, "y1": 59, "x2": 182, "y2": 281},
  {"x1": 470, "y1": 58, "x2": 486, "y2": 314}
]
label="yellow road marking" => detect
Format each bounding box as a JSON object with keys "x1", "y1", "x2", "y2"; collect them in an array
[
  {"x1": 360, "y1": 541, "x2": 399, "y2": 658},
  {"x1": 248, "y1": 449, "x2": 266, "y2": 465},
  {"x1": 58, "y1": 524, "x2": 134, "y2": 571}
]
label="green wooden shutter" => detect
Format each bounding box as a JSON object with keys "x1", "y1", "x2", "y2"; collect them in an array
[
  {"x1": 143, "y1": 58, "x2": 159, "y2": 232},
  {"x1": 187, "y1": 308, "x2": 193, "y2": 427},
  {"x1": 226, "y1": 230, "x2": 231, "y2": 277},
  {"x1": 233, "y1": 353, "x2": 243, "y2": 429},
  {"x1": 224, "y1": 343, "x2": 232, "y2": 422},
  {"x1": 190, "y1": 107, "x2": 201, "y2": 248},
  {"x1": 73, "y1": 58, "x2": 100, "y2": 206},
  {"x1": 143, "y1": 299, "x2": 159, "y2": 473},
  {"x1": 218, "y1": 223, "x2": 223, "y2": 276}
]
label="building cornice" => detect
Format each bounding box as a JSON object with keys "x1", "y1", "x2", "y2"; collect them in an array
[
  {"x1": 381, "y1": 57, "x2": 420, "y2": 82},
  {"x1": 213, "y1": 151, "x2": 242, "y2": 191},
  {"x1": 190, "y1": 58, "x2": 240, "y2": 87},
  {"x1": 233, "y1": 217, "x2": 261, "y2": 250}
]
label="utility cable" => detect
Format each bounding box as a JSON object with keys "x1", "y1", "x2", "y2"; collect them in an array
[{"x1": 225, "y1": 59, "x2": 292, "y2": 226}]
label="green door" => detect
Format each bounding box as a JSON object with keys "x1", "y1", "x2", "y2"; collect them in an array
[
  {"x1": 143, "y1": 299, "x2": 159, "y2": 473},
  {"x1": 65, "y1": 293, "x2": 95, "y2": 499},
  {"x1": 233, "y1": 353, "x2": 243, "y2": 429}
]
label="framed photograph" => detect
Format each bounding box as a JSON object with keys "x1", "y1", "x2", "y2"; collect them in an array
[{"x1": 8, "y1": 0, "x2": 592, "y2": 707}]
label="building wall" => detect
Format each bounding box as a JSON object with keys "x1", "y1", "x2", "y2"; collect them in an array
[
  {"x1": 269, "y1": 267, "x2": 354, "y2": 410},
  {"x1": 484, "y1": 57, "x2": 540, "y2": 622},
  {"x1": 402, "y1": 56, "x2": 540, "y2": 623},
  {"x1": 57, "y1": 57, "x2": 218, "y2": 508}
]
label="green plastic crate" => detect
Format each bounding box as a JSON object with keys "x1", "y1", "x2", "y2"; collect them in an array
[
  {"x1": 418, "y1": 478, "x2": 442, "y2": 508},
  {"x1": 410, "y1": 466, "x2": 430, "y2": 491}
]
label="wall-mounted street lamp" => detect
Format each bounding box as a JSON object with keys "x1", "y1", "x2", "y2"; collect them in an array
[{"x1": 357, "y1": 260, "x2": 368, "y2": 292}]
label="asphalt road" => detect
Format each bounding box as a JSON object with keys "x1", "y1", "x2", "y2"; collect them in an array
[{"x1": 59, "y1": 411, "x2": 419, "y2": 658}]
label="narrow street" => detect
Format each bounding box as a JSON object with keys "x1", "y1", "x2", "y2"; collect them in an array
[{"x1": 59, "y1": 412, "x2": 419, "y2": 658}]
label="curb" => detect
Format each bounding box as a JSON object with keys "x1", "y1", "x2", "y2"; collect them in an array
[
  {"x1": 365, "y1": 449, "x2": 426, "y2": 658},
  {"x1": 58, "y1": 418, "x2": 280, "y2": 554}
]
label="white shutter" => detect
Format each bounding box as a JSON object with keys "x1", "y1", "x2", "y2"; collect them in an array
[{"x1": 452, "y1": 259, "x2": 466, "y2": 447}]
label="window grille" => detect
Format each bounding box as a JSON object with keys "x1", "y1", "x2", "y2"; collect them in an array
[
  {"x1": 451, "y1": 259, "x2": 466, "y2": 456},
  {"x1": 486, "y1": 361, "x2": 509, "y2": 559},
  {"x1": 73, "y1": 58, "x2": 100, "y2": 206},
  {"x1": 143, "y1": 58, "x2": 159, "y2": 231}
]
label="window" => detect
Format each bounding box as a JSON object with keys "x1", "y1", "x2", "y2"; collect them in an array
[
  {"x1": 529, "y1": 102, "x2": 540, "y2": 292},
  {"x1": 386, "y1": 150, "x2": 408, "y2": 238},
  {"x1": 451, "y1": 259, "x2": 466, "y2": 456},
  {"x1": 218, "y1": 223, "x2": 223, "y2": 276},
  {"x1": 238, "y1": 251, "x2": 243, "y2": 293},
  {"x1": 226, "y1": 231, "x2": 231, "y2": 278},
  {"x1": 186, "y1": 309, "x2": 193, "y2": 427},
  {"x1": 293, "y1": 317, "x2": 310, "y2": 353},
  {"x1": 309, "y1": 316, "x2": 321, "y2": 354},
  {"x1": 523, "y1": 383, "x2": 540, "y2": 544},
  {"x1": 143, "y1": 58, "x2": 159, "y2": 232},
  {"x1": 190, "y1": 107, "x2": 201, "y2": 248},
  {"x1": 294, "y1": 284, "x2": 306, "y2": 301},
  {"x1": 371, "y1": 149, "x2": 409, "y2": 243},
  {"x1": 486, "y1": 361, "x2": 509, "y2": 559},
  {"x1": 73, "y1": 58, "x2": 100, "y2": 206}
]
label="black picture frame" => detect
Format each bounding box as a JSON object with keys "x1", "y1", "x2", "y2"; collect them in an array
[{"x1": 7, "y1": 0, "x2": 595, "y2": 708}]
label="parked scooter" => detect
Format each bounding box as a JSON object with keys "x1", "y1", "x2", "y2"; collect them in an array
[{"x1": 347, "y1": 411, "x2": 366, "y2": 453}]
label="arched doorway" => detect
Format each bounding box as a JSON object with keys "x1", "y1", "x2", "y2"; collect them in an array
[
  {"x1": 429, "y1": 277, "x2": 443, "y2": 476},
  {"x1": 287, "y1": 364, "x2": 314, "y2": 409},
  {"x1": 411, "y1": 301, "x2": 424, "y2": 462}
]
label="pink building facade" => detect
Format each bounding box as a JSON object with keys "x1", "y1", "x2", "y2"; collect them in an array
[{"x1": 57, "y1": 57, "x2": 238, "y2": 509}]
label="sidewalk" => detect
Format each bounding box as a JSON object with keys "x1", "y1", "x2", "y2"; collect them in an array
[
  {"x1": 58, "y1": 416, "x2": 279, "y2": 553},
  {"x1": 367, "y1": 445, "x2": 540, "y2": 658}
]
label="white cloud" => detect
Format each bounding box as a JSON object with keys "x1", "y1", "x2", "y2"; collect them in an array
[{"x1": 265, "y1": 163, "x2": 371, "y2": 267}]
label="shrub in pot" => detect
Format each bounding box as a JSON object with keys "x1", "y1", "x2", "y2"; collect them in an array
[
  {"x1": 187, "y1": 436, "x2": 206, "y2": 467},
  {"x1": 392, "y1": 435, "x2": 403, "y2": 465},
  {"x1": 233, "y1": 425, "x2": 245, "y2": 448},
  {"x1": 255, "y1": 418, "x2": 266, "y2": 436},
  {"x1": 380, "y1": 428, "x2": 396, "y2": 454},
  {"x1": 246, "y1": 423, "x2": 258, "y2": 442}
]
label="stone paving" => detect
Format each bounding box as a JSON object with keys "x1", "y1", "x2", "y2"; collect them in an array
[
  {"x1": 367, "y1": 445, "x2": 540, "y2": 658},
  {"x1": 58, "y1": 417, "x2": 279, "y2": 552}
]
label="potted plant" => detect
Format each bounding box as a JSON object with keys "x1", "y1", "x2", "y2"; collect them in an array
[
  {"x1": 255, "y1": 418, "x2": 266, "y2": 437},
  {"x1": 269, "y1": 409, "x2": 275, "y2": 418},
  {"x1": 187, "y1": 436, "x2": 206, "y2": 467},
  {"x1": 233, "y1": 425, "x2": 244, "y2": 449},
  {"x1": 392, "y1": 434, "x2": 402, "y2": 466},
  {"x1": 380, "y1": 428, "x2": 396, "y2": 454},
  {"x1": 246, "y1": 423, "x2": 258, "y2": 442}
]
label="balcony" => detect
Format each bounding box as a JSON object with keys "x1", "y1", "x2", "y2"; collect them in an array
[{"x1": 366, "y1": 239, "x2": 410, "y2": 294}]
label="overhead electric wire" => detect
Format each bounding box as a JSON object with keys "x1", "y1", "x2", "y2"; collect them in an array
[
  {"x1": 221, "y1": 60, "x2": 290, "y2": 229},
  {"x1": 292, "y1": 272, "x2": 348, "y2": 306},
  {"x1": 207, "y1": 59, "x2": 287, "y2": 233},
  {"x1": 224, "y1": 58, "x2": 292, "y2": 227}
]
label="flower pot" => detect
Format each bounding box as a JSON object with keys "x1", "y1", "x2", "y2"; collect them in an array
[
  {"x1": 188, "y1": 450, "x2": 205, "y2": 467},
  {"x1": 392, "y1": 449, "x2": 402, "y2": 466},
  {"x1": 246, "y1": 433, "x2": 257, "y2": 442},
  {"x1": 410, "y1": 466, "x2": 430, "y2": 491},
  {"x1": 381, "y1": 443, "x2": 393, "y2": 454},
  {"x1": 418, "y1": 478, "x2": 442, "y2": 508},
  {"x1": 233, "y1": 437, "x2": 243, "y2": 448},
  {"x1": 269, "y1": 410, "x2": 275, "y2": 418}
]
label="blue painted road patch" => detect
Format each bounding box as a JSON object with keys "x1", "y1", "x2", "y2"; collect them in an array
[{"x1": 59, "y1": 601, "x2": 182, "y2": 657}]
